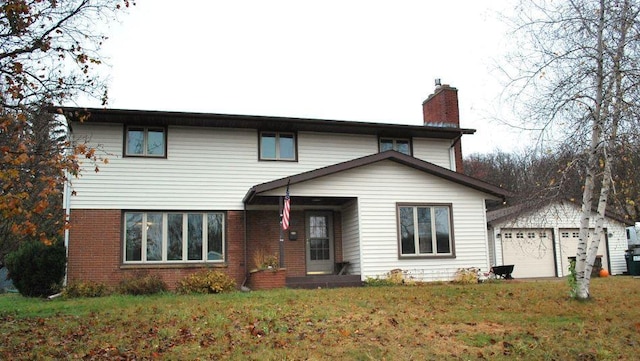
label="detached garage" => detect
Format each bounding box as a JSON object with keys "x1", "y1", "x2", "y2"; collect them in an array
[{"x1": 487, "y1": 201, "x2": 630, "y2": 278}]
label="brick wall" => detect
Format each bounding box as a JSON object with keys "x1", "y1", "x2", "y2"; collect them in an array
[
  {"x1": 67, "y1": 209, "x2": 246, "y2": 290},
  {"x1": 246, "y1": 209, "x2": 343, "y2": 277}
]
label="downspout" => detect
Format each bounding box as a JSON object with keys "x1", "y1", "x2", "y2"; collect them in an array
[
  {"x1": 63, "y1": 175, "x2": 71, "y2": 286},
  {"x1": 241, "y1": 202, "x2": 248, "y2": 289},
  {"x1": 62, "y1": 121, "x2": 72, "y2": 287},
  {"x1": 449, "y1": 134, "x2": 463, "y2": 171}
]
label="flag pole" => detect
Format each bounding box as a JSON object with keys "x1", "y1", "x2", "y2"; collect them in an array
[
  {"x1": 279, "y1": 195, "x2": 285, "y2": 269},
  {"x1": 279, "y1": 179, "x2": 291, "y2": 269}
]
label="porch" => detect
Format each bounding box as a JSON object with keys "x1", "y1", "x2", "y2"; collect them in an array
[
  {"x1": 286, "y1": 274, "x2": 363, "y2": 289},
  {"x1": 245, "y1": 190, "x2": 361, "y2": 279}
]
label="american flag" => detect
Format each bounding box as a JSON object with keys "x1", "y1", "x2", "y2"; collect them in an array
[{"x1": 282, "y1": 183, "x2": 291, "y2": 230}]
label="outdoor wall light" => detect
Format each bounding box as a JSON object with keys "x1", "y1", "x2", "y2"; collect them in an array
[{"x1": 289, "y1": 231, "x2": 298, "y2": 241}]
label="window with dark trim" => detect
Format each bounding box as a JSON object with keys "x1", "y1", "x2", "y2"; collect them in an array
[
  {"x1": 397, "y1": 204, "x2": 454, "y2": 257},
  {"x1": 260, "y1": 131, "x2": 296, "y2": 160},
  {"x1": 380, "y1": 138, "x2": 411, "y2": 155},
  {"x1": 123, "y1": 212, "x2": 225, "y2": 263},
  {"x1": 125, "y1": 126, "x2": 166, "y2": 157}
]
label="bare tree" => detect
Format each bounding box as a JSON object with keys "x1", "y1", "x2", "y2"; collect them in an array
[
  {"x1": 1, "y1": 0, "x2": 134, "y2": 109},
  {"x1": 503, "y1": 0, "x2": 640, "y2": 299}
]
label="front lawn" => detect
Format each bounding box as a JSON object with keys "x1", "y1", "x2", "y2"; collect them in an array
[{"x1": 1, "y1": 277, "x2": 639, "y2": 360}]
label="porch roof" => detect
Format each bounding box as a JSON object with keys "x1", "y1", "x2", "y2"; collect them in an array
[{"x1": 243, "y1": 151, "x2": 512, "y2": 204}]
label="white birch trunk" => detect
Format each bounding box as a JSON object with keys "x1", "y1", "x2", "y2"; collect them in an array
[
  {"x1": 575, "y1": 0, "x2": 631, "y2": 300},
  {"x1": 575, "y1": 0, "x2": 606, "y2": 300}
]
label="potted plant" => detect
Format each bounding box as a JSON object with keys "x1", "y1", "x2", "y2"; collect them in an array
[{"x1": 248, "y1": 247, "x2": 286, "y2": 290}]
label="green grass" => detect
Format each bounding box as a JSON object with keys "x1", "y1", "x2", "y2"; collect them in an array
[{"x1": 1, "y1": 277, "x2": 640, "y2": 360}]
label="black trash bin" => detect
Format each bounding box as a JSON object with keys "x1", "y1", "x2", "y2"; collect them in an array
[{"x1": 627, "y1": 246, "x2": 640, "y2": 276}]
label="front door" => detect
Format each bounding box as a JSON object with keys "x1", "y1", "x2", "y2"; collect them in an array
[{"x1": 306, "y1": 211, "x2": 334, "y2": 274}]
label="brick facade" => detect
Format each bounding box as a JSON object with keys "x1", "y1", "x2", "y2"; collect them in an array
[
  {"x1": 67, "y1": 208, "x2": 343, "y2": 289},
  {"x1": 246, "y1": 210, "x2": 343, "y2": 278},
  {"x1": 67, "y1": 209, "x2": 245, "y2": 290}
]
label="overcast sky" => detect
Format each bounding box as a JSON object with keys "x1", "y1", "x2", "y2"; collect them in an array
[{"x1": 96, "y1": 0, "x2": 525, "y2": 155}]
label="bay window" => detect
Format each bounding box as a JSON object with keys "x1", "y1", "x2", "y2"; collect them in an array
[{"x1": 124, "y1": 212, "x2": 224, "y2": 263}]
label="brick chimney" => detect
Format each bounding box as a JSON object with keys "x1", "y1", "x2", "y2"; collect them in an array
[{"x1": 422, "y1": 83, "x2": 464, "y2": 173}]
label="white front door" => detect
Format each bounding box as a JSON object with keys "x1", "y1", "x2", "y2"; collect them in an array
[{"x1": 306, "y1": 211, "x2": 334, "y2": 274}]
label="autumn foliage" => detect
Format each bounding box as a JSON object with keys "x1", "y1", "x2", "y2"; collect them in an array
[{"x1": 0, "y1": 1, "x2": 132, "y2": 264}]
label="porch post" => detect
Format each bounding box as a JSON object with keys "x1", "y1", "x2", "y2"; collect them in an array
[{"x1": 279, "y1": 196, "x2": 285, "y2": 268}]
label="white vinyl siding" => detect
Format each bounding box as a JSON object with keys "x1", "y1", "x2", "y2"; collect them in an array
[
  {"x1": 412, "y1": 138, "x2": 453, "y2": 169},
  {"x1": 341, "y1": 199, "x2": 361, "y2": 275},
  {"x1": 69, "y1": 125, "x2": 378, "y2": 210},
  {"x1": 259, "y1": 160, "x2": 496, "y2": 281}
]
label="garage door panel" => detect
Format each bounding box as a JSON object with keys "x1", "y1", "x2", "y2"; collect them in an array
[
  {"x1": 559, "y1": 229, "x2": 608, "y2": 277},
  {"x1": 502, "y1": 229, "x2": 555, "y2": 278}
]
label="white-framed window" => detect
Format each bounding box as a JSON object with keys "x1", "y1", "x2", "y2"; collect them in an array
[
  {"x1": 503, "y1": 233, "x2": 512, "y2": 239},
  {"x1": 516, "y1": 232, "x2": 524, "y2": 239},
  {"x1": 380, "y1": 138, "x2": 411, "y2": 155},
  {"x1": 260, "y1": 131, "x2": 296, "y2": 160},
  {"x1": 527, "y1": 232, "x2": 536, "y2": 238},
  {"x1": 561, "y1": 232, "x2": 570, "y2": 238},
  {"x1": 540, "y1": 232, "x2": 547, "y2": 238},
  {"x1": 124, "y1": 212, "x2": 224, "y2": 263},
  {"x1": 398, "y1": 204, "x2": 454, "y2": 257},
  {"x1": 125, "y1": 126, "x2": 166, "y2": 157}
]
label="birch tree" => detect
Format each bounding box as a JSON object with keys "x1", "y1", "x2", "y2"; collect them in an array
[{"x1": 503, "y1": 0, "x2": 640, "y2": 299}]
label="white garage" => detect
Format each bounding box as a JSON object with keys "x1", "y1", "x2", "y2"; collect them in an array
[{"x1": 487, "y1": 201, "x2": 630, "y2": 278}]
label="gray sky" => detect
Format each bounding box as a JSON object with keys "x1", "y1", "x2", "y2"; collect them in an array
[{"x1": 97, "y1": 0, "x2": 524, "y2": 155}]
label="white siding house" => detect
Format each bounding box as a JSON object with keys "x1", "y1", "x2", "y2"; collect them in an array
[{"x1": 59, "y1": 84, "x2": 510, "y2": 288}]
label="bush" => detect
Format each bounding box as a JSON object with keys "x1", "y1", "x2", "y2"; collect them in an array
[
  {"x1": 365, "y1": 269, "x2": 412, "y2": 287},
  {"x1": 116, "y1": 274, "x2": 167, "y2": 295},
  {"x1": 5, "y1": 240, "x2": 66, "y2": 297},
  {"x1": 63, "y1": 281, "x2": 111, "y2": 298},
  {"x1": 453, "y1": 268, "x2": 480, "y2": 284},
  {"x1": 176, "y1": 270, "x2": 236, "y2": 294}
]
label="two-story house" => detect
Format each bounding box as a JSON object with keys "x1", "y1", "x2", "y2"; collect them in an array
[{"x1": 58, "y1": 84, "x2": 509, "y2": 289}]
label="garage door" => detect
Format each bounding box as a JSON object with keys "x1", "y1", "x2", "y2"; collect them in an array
[
  {"x1": 501, "y1": 229, "x2": 556, "y2": 278},
  {"x1": 558, "y1": 229, "x2": 608, "y2": 277}
]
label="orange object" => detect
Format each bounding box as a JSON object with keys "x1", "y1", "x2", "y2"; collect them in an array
[{"x1": 599, "y1": 269, "x2": 609, "y2": 277}]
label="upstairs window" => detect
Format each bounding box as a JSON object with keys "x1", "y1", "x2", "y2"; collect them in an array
[
  {"x1": 398, "y1": 204, "x2": 454, "y2": 257},
  {"x1": 260, "y1": 132, "x2": 296, "y2": 160},
  {"x1": 380, "y1": 138, "x2": 411, "y2": 155},
  {"x1": 125, "y1": 126, "x2": 166, "y2": 157}
]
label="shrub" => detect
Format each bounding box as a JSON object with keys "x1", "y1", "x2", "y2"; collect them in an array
[
  {"x1": 365, "y1": 269, "x2": 411, "y2": 287},
  {"x1": 453, "y1": 268, "x2": 479, "y2": 284},
  {"x1": 176, "y1": 270, "x2": 236, "y2": 294},
  {"x1": 116, "y1": 274, "x2": 167, "y2": 295},
  {"x1": 63, "y1": 281, "x2": 111, "y2": 298},
  {"x1": 5, "y1": 240, "x2": 66, "y2": 297}
]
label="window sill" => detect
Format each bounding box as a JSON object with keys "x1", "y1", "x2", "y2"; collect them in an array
[
  {"x1": 398, "y1": 255, "x2": 456, "y2": 260},
  {"x1": 120, "y1": 262, "x2": 227, "y2": 270}
]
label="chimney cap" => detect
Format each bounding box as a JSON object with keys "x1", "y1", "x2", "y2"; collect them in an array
[{"x1": 435, "y1": 78, "x2": 441, "y2": 86}]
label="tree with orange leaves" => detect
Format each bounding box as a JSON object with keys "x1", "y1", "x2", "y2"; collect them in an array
[{"x1": 1, "y1": 0, "x2": 132, "y2": 264}]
